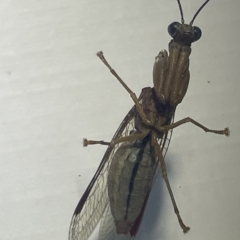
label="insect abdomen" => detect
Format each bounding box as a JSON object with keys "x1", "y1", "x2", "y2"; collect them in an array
[{"x1": 108, "y1": 136, "x2": 158, "y2": 234}]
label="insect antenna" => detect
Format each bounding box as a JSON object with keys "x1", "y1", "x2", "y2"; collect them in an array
[
  {"x1": 189, "y1": 0, "x2": 210, "y2": 25},
  {"x1": 177, "y1": 0, "x2": 185, "y2": 24}
]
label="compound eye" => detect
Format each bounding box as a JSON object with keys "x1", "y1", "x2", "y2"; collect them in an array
[
  {"x1": 192, "y1": 26, "x2": 202, "y2": 42},
  {"x1": 168, "y1": 22, "x2": 180, "y2": 38}
]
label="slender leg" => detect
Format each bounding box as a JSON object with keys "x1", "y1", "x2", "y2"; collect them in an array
[
  {"x1": 97, "y1": 51, "x2": 151, "y2": 125},
  {"x1": 157, "y1": 117, "x2": 229, "y2": 136},
  {"x1": 83, "y1": 131, "x2": 149, "y2": 147},
  {"x1": 152, "y1": 135, "x2": 190, "y2": 233}
]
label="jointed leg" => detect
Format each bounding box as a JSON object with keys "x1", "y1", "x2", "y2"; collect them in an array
[
  {"x1": 97, "y1": 51, "x2": 151, "y2": 125},
  {"x1": 157, "y1": 117, "x2": 229, "y2": 136},
  {"x1": 83, "y1": 131, "x2": 149, "y2": 147},
  {"x1": 152, "y1": 136, "x2": 190, "y2": 233}
]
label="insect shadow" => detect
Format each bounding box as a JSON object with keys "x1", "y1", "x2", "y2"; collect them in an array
[{"x1": 135, "y1": 152, "x2": 179, "y2": 240}]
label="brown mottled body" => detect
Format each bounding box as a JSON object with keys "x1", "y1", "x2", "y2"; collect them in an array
[
  {"x1": 108, "y1": 135, "x2": 157, "y2": 234},
  {"x1": 107, "y1": 39, "x2": 193, "y2": 233},
  {"x1": 69, "y1": 1, "x2": 229, "y2": 239},
  {"x1": 108, "y1": 86, "x2": 175, "y2": 235}
]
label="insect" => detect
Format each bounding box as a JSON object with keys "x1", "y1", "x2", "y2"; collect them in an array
[{"x1": 69, "y1": 0, "x2": 229, "y2": 239}]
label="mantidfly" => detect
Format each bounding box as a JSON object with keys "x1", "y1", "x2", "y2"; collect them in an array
[{"x1": 69, "y1": 0, "x2": 230, "y2": 239}]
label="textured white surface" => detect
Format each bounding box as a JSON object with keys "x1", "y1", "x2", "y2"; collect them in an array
[{"x1": 0, "y1": 0, "x2": 239, "y2": 240}]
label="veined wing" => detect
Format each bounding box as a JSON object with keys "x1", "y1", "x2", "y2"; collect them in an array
[
  {"x1": 69, "y1": 106, "x2": 136, "y2": 240},
  {"x1": 69, "y1": 91, "x2": 175, "y2": 240},
  {"x1": 98, "y1": 202, "x2": 132, "y2": 240}
]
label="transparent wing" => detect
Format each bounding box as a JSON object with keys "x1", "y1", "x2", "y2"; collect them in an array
[
  {"x1": 98, "y1": 203, "x2": 132, "y2": 240},
  {"x1": 69, "y1": 107, "x2": 136, "y2": 240},
  {"x1": 69, "y1": 102, "x2": 175, "y2": 240}
]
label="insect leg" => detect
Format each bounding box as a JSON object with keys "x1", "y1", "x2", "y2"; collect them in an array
[
  {"x1": 97, "y1": 51, "x2": 152, "y2": 125},
  {"x1": 83, "y1": 131, "x2": 149, "y2": 147},
  {"x1": 83, "y1": 139, "x2": 110, "y2": 146},
  {"x1": 158, "y1": 117, "x2": 229, "y2": 136},
  {"x1": 152, "y1": 135, "x2": 190, "y2": 233}
]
